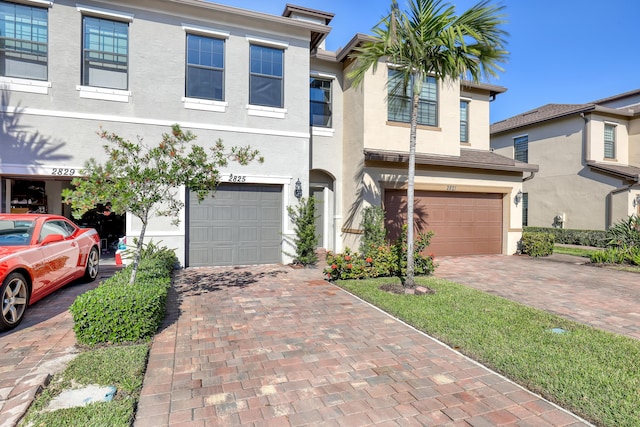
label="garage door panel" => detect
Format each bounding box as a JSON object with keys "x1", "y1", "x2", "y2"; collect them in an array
[
  {"x1": 385, "y1": 190, "x2": 502, "y2": 256},
  {"x1": 238, "y1": 227, "x2": 258, "y2": 242},
  {"x1": 188, "y1": 184, "x2": 283, "y2": 266}
]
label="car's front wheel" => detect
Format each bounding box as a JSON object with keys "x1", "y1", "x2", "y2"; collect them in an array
[
  {"x1": 83, "y1": 246, "x2": 100, "y2": 282},
  {"x1": 1, "y1": 272, "x2": 29, "y2": 331}
]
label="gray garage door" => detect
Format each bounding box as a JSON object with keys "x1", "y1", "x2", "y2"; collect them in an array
[{"x1": 188, "y1": 184, "x2": 282, "y2": 266}]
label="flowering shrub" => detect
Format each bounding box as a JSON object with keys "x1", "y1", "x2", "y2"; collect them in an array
[{"x1": 325, "y1": 226, "x2": 436, "y2": 281}]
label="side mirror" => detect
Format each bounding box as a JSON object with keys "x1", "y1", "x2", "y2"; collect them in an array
[{"x1": 40, "y1": 234, "x2": 65, "y2": 245}]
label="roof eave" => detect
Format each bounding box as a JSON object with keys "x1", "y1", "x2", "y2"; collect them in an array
[{"x1": 364, "y1": 149, "x2": 539, "y2": 173}]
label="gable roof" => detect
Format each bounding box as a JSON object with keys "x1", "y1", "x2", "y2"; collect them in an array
[
  {"x1": 364, "y1": 148, "x2": 538, "y2": 173},
  {"x1": 490, "y1": 103, "x2": 636, "y2": 135}
]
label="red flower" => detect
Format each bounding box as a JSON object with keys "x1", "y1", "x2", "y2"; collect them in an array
[
  {"x1": 331, "y1": 264, "x2": 337, "y2": 270},
  {"x1": 344, "y1": 255, "x2": 351, "y2": 261},
  {"x1": 347, "y1": 263, "x2": 353, "y2": 269},
  {"x1": 365, "y1": 257, "x2": 373, "y2": 263}
]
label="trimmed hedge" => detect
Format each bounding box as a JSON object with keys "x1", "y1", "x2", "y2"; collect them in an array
[
  {"x1": 520, "y1": 232, "x2": 554, "y2": 257},
  {"x1": 524, "y1": 226, "x2": 607, "y2": 248},
  {"x1": 71, "y1": 253, "x2": 176, "y2": 346}
]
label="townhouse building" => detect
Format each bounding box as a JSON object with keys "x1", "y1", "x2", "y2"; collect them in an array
[
  {"x1": 491, "y1": 90, "x2": 640, "y2": 230},
  {"x1": 0, "y1": 0, "x2": 331, "y2": 266},
  {"x1": 0, "y1": 0, "x2": 534, "y2": 266}
]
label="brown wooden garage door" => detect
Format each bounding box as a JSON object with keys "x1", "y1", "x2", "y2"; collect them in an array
[{"x1": 384, "y1": 190, "x2": 503, "y2": 256}]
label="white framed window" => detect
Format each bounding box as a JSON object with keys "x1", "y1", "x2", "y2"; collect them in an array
[
  {"x1": 387, "y1": 69, "x2": 437, "y2": 126},
  {"x1": 82, "y1": 15, "x2": 129, "y2": 90},
  {"x1": 186, "y1": 33, "x2": 224, "y2": 101},
  {"x1": 310, "y1": 77, "x2": 331, "y2": 127},
  {"x1": 460, "y1": 100, "x2": 469, "y2": 143},
  {"x1": 604, "y1": 123, "x2": 616, "y2": 159},
  {"x1": 0, "y1": 1, "x2": 48, "y2": 81},
  {"x1": 249, "y1": 44, "x2": 283, "y2": 108},
  {"x1": 514, "y1": 135, "x2": 528, "y2": 163}
]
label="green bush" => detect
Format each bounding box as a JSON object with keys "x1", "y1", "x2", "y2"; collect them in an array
[
  {"x1": 520, "y1": 232, "x2": 554, "y2": 257},
  {"x1": 606, "y1": 215, "x2": 640, "y2": 249},
  {"x1": 590, "y1": 245, "x2": 640, "y2": 266},
  {"x1": 524, "y1": 226, "x2": 607, "y2": 247},
  {"x1": 360, "y1": 206, "x2": 387, "y2": 254},
  {"x1": 325, "y1": 226, "x2": 436, "y2": 281},
  {"x1": 285, "y1": 196, "x2": 318, "y2": 265},
  {"x1": 71, "y1": 252, "x2": 176, "y2": 346}
]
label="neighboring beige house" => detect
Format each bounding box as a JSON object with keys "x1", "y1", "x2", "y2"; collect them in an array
[
  {"x1": 311, "y1": 34, "x2": 537, "y2": 257},
  {"x1": 490, "y1": 90, "x2": 640, "y2": 231}
]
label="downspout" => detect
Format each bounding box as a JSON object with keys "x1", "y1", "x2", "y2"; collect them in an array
[
  {"x1": 523, "y1": 172, "x2": 535, "y2": 182},
  {"x1": 581, "y1": 112, "x2": 591, "y2": 162}
]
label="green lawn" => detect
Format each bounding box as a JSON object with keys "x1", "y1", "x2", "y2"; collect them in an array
[
  {"x1": 553, "y1": 245, "x2": 600, "y2": 257},
  {"x1": 19, "y1": 344, "x2": 149, "y2": 427},
  {"x1": 338, "y1": 276, "x2": 640, "y2": 427}
]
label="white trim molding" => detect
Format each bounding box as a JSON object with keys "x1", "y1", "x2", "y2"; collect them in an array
[
  {"x1": 0, "y1": 105, "x2": 309, "y2": 139},
  {"x1": 245, "y1": 35, "x2": 289, "y2": 49},
  {"x1": 312, "y1": 127, "x2": 335, "y2": 137},
  {"x1": 182, "y1": 24, "x2": 229, "y2": 39},
  {"x1": 310, "y1": 70, "x2": 336, "y2": 80},
  {"x1": 76, "y1": 4, "x2": 134, "y2": 21},
  {"x1": 182, "y1": 97, "x2": 228, "y2": 113},
  {"x1": 15, "y1": 0, "x2": 53, "y2": 7},
  {"x1": 247, "y1": 104, "x2": 287, "y2": 119},
  {"x1": 76, "y1": 85, "x2": 131, "y2": 103},
  {"x1": 0, "y1": 77, "x2": 51, "y2": 95}
]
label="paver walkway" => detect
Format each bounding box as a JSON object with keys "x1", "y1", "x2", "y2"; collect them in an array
[
  {"x1": 135, "y1": 265, "x2": 592, "y2": 427},
  {"x1": 0, "y1": 264, "x2": 121, "y2": 427},
  {"x1": 434, "y1": 255, "x2": 640, "y2": 340}
]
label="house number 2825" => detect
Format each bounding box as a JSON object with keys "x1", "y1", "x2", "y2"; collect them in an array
[{"x1": 228, "y1": 174, "x2": 246, "y2": 183}]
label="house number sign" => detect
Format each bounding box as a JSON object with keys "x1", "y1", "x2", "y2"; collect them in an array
[
  {"x1": 446, "y1": 185, "x2": 457, "y2": 191},
  {"x1": 227, "y1": 174, "x2": 247, "y2": 183},
  {"x1": 51, "y1": 168, "x2": 77, "y2": 176}
]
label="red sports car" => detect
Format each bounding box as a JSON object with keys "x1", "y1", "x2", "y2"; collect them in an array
[{"x1": 0, "y1": 214, "x2": 100, "y2": 331}]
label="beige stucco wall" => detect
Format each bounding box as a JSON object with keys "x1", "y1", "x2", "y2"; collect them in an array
[
  {"x1": 588, "y1": 115, "x2": 630, "y2": 163},
  {"x1": 460, "y1": 88, "x2": 492, "y2": 151},
  {"x1": 359, "y1": 63, "x2": 461, "y2": 157},
  {"x1": 626, "y1": 117, "x2": 640, "y2": 166}
]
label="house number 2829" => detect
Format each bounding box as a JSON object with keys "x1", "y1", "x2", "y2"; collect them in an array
[{"x1": 228, "y1": 174, "x2": 246, "y2": 183}]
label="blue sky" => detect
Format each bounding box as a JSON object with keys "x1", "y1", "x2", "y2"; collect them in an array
[{"x1": 211, "y1": 0, "x2": 640, "y2": 123}]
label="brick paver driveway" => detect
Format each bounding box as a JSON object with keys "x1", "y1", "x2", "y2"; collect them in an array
[
  {"x1": 434, "y1": 255, "x2": 640, "y2": 341},
  {"x1": 135, "y1": 265, "x2": 591, "y2": 426}
]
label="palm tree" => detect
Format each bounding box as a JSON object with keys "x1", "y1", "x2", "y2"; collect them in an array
[{"x1": 348, "y1": 0, "x2": 508, "y2": 288}]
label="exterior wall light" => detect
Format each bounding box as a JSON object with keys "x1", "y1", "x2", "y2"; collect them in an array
[
  {"x1": 294, "y1": 178, "x2": 303, "y2": 199},
  {"x1": 633, "y1": 194, "x2": 640, "y2": 208},
  {"x1": 514, "y1": 189, "x2": 523, "y2": 206}
]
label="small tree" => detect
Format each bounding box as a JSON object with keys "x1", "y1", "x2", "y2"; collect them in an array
[
  {"x1": 286, "y1": 196, "x2": 318, "y2": 266},
  {"x1": 62, "y1": 124, "x2": 263, "y2": 284}
]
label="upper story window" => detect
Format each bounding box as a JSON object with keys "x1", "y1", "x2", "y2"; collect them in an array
[
  {"x1": 0, "y1": 1, "x2": 48, "y2": 80},
  {"x1": 387, "y1": 69, "x2": 438, "y2": 127},
  {"x1": 514, "y1": 135, "x2": 528, "y2": 162},
  {"x1": 604, "y1": 123, "x2": 616, "y2": 159},
  {"x1": 310, "y1": 77, "x2": 331, "y2": 127},
  {"x1": 186, "y1": 33, "x2": 224, "y2": 101},
  {"x1": 249, "y1": 44, "x2": 283, "y2": 108},
  {"x1": 82, "y1": 16, "x2": 128, "y2": 90},
  {"x1": 460, "y1": 100, "x2": 469, "y2": 143}
]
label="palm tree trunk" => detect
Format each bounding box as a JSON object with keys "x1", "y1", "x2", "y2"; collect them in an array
[{"x1": 404, "y1": 88, "x2": 420, "y2": 288}]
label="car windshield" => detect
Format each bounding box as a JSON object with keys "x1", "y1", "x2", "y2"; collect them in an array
[{"x1": 0, "y1": 219, "x2": 35, "y2": 246}]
